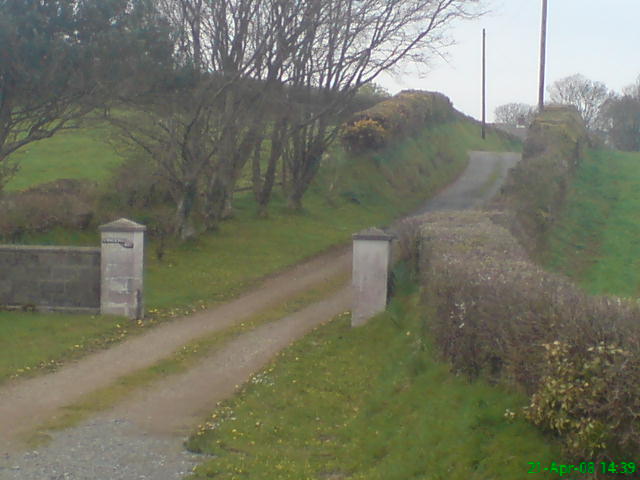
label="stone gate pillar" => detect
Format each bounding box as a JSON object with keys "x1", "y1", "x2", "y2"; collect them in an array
[
  {"x1": 99, "y1": 218, "x2": 146, "y2": 319},
  {"x1": 351, "y1": 228, "x2": 395, "y2": 327}
]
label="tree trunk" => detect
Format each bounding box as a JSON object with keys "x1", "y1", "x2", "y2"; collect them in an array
[
  {"x1": 255, "y1": 119, "x2": 286, "y2": 216},
  {"x1": 253, "y1": 143, "x2": 270, "y2": 218},
  {"x1": 251, "y1": 141, "x2": 262, "y2": 201},
  {"x1": 287, "y1": 186, "x2": 305, "y2": 211},
  {"x1": 281, "y1": 154, "x2": 288, "y2": 195},
  {"x1": 174, "y1": 181, "x2": 197, "y2": 240},
  {"x1": 203, "y1": 173, "x2": 226, "y2": 230},
  {"x1": 0, "y1": 153, "x2": 19, "y2": 195},
  {"x1": 221, "y1": 193, "x2": 234, "y2": 219},
  {"x1": 256, "y1": 202, "x2": 269, "y2": 218}
]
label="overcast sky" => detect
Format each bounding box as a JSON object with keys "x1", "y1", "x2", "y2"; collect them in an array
[{"x1": 377, "y1": 0, "x2": 640, "y2": 121}]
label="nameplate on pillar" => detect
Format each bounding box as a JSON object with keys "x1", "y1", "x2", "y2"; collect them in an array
[{"x1": 101, "y1": 238, "x2": 134, "y2": 249}]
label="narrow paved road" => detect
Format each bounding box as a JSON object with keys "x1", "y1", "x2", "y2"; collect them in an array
[
  {"x1": 415, "y1": 151, "x2": 521, "y2": 214},
  {"x1": 0, "y1": 150, "x2": 521, "y2": 480}
]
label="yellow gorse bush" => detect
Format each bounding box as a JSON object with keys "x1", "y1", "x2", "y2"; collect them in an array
[
  {"x1": 340, "y1": 118, "x2": 389, "y2": 152},
  {"x1": 341, "y1": 90, "x2": 454, "y2": 152}
]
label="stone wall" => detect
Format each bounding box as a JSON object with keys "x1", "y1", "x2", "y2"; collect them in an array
[{"x1": 0, "y1": 245, "x2": 100, "y2": 313}]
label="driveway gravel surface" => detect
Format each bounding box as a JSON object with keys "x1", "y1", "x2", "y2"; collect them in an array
[{"x1": 0, "y1": 151, "x2": 520, "y2": 479}]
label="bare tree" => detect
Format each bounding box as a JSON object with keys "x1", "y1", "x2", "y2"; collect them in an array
[
  {"x1": 278, "y1": 0, "x2": 483, "y2": 210},
  {"x1": 111, "y1": 0, "x2": 277, "y2": 236},
  {"x1": 158, "y1": 0, "x2": 207, "y2": 71},
  {"x1": 494, "y1": 103, "x2": 536, "y2": 126},
  {"x1": 116, "y1": 0, "x2": 484, "y2": 233},
  {"x1": 600, "y1": 76, "x2": 640, "y2": 151},
  {"x1": 547, "y1": 74, "x2": 611, "y2": 131},
  {"x1": 622, "y1": 75, "x2": 640, "y2": 99},
  {"x1": 108, "y1": 84, "x2": 218, "y2": 239}
]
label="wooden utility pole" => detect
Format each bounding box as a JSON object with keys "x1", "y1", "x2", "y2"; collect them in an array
[
  {"x1": 538, "y1": 0, "x2": 548, "y2": 112},
  {"x1": 482, "y1": 28, "x2": 486, "y2": 139}
]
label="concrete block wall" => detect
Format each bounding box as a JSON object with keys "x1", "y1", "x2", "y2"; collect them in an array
[
  {"x1": 0, "y1": 245, "x2": 100, "y2": 313},
  {"x1": 1, "y1": 218, "x2": 146, "y2": 318}
]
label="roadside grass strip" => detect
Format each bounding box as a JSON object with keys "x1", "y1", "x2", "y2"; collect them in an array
[
  {"x1": 185, "y1": 269, "x2": 560, "y2": 480},
  {"x1": 0, "y1": 312, "x2": 133, "y2": 385},
  {"x1": 20, "y1": 272, "x2": 349, "y2": 448}
]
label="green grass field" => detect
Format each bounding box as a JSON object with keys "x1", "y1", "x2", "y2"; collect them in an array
[
  {"x1": 545, "y1": 149, "x2": 640, "y2": 297},
  {"x1": 186, "y1": 267, "x2": 560, "y2": 479},
  {"x1": 4, "y1": 123, "x2": 125, "y2": 192},
  {"x1": 0, "y1": 118, "x2": 517, "y2": 383}
]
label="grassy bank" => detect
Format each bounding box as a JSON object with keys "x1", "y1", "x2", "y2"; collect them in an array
[
  {"x1": 4, "y1": 123, "x2": 124, "y2": 192},
  {"x1": 545, "y1": 149, "x2": 640, "y2": 297},
  {"x1": 0, "y1": 118, "x2": 517, "y2": 382},
  {"x1": 186, "y1": 266, "x2": 560, "y2": 479}
]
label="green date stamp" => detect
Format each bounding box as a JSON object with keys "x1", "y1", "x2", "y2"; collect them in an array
[{"x1": 528, "y1": 461, "x2": 637, "y2": 477}]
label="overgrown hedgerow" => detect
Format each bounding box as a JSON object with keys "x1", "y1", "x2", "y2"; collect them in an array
[
  {"x1": 494, "y1": 105, "x2": 589, "y2": 255},
  {"x1": 395, "y1": 105, "x2": 640, "y2": 468},
  {"x1": 411, "y1": 211, "x2": 640, "y2": 467}
]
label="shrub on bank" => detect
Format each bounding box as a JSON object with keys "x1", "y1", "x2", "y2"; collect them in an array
[
  {"x1": 417, "y1": 211, "x2": 640, "y2": 465},
  {"x1": 341, "y1": 90, "x2": 455, "y2": 152},
  {"x1": 0, "y1": 154, "x2": 174, "y2": 246},
  {"x1": 0, "y1": 179, "x2": 95, "y2": 241}
]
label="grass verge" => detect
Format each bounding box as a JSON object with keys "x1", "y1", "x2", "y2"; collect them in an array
[
  {"x1": 0, "y1": 312, "x2": 130, "y2": 384},
  {"x1": 185, "y1": 266, "x2": 560, "y2": 480},
  {"x1": 545, "y1": 149, "x2": 640, "y2": 297}
]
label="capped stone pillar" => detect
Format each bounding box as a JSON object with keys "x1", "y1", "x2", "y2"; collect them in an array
[
  {"x1": 351, "y1": 228, "x2": 395, "y2": 327},
  {"x1": 99, "y1": 218, "x2": 146, "y2": 319}
]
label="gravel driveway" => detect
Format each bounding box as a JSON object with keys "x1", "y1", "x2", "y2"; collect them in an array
[{"x1": 0, "y1": 150, "x2": 520, "y2": 480}]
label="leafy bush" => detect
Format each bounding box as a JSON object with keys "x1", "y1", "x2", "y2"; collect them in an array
[
  {"x1": 0, "y1": 179, "x2": 96, "y2": 241},
  {"x1": 390, "y1": 216, "x2": 425, "y2": 273},
  {"x1": 98, "y1": 152, "x2": 172, "y2": 214},
  {"x1": 0, "y1": 153, "x2": 176, "y2": 246},
  {"x1": 430, "y1": 105, "x2": 640, "y2": 466},
  {"x1": 525, "y1": 340, "x2": 637, "y2": 458},
  {"x1": 416, "y1": 211, "x2": 640, "y2": 466},
  {"x1": 95, "y1": 153, "x2": 175, "y2": 256}
]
